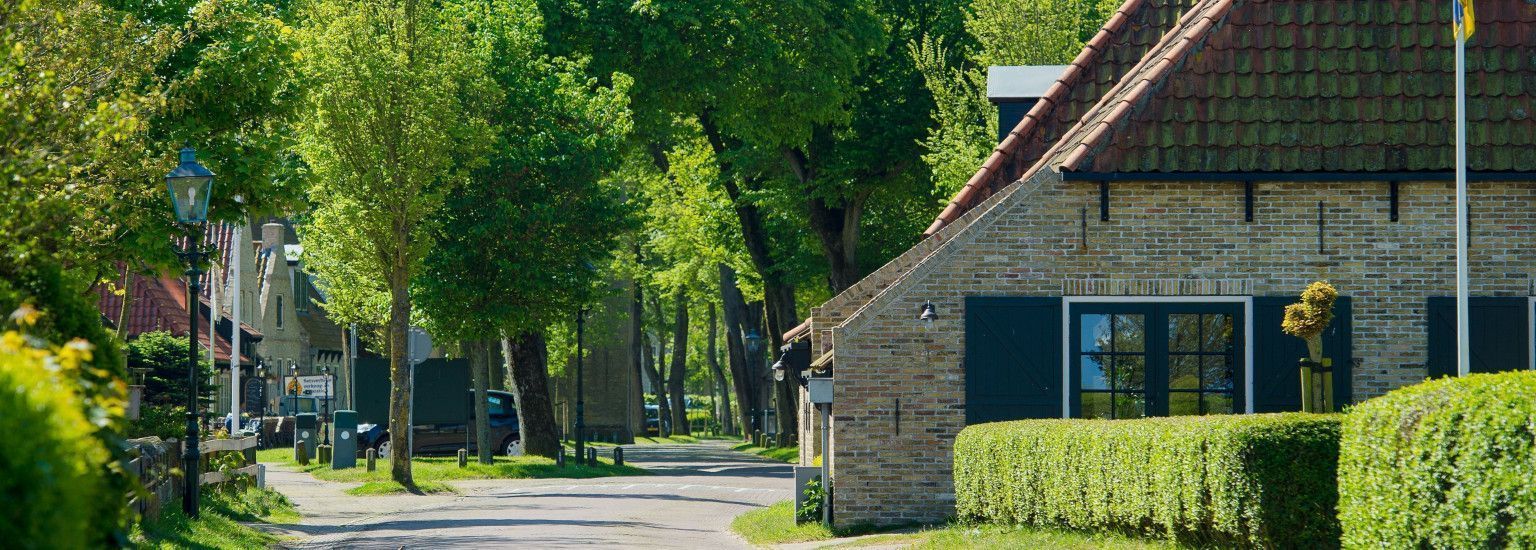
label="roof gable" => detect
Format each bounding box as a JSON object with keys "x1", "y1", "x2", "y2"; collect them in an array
[
  {"x1": 926, "y1": 0, "x2": 1201, "y2": 235},
  {"x1": 1051, "y1": 0, "x2": 1536, "y2": 174}
]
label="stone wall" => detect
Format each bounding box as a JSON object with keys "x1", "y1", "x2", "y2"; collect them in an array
[{"x1": 820, "y1": 169, "x2": 1536, "y2": 527}]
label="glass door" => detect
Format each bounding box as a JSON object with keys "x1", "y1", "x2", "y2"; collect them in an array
[{"x1": 1071, "y1": 302, "x2": 1243, "y2": 418}]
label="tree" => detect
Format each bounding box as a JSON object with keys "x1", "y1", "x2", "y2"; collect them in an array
[
  {"x1": 914, "y1": 0, "x2": 1122, "y2": 198},
  {"x1": 295, "y1": 0, "x2": 495, "y2": 485},
  {"x1": 413, "y1": 0, "x2": 634, "y2": 459}
]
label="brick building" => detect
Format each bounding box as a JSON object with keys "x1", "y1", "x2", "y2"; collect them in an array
[{"x1": 796, "y1": 0, "x2": 1536, "y2": 527}]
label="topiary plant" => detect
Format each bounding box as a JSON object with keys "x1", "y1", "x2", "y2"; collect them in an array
[{"x1": 1282, "y1": 281, "x2": 1337, "y2": 412}]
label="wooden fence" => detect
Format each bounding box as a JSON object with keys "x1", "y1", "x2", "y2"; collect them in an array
[{"x1": 126, "y1": 435, "x2": 260, "y2": 521}]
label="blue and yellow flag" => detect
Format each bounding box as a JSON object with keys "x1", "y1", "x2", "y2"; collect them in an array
[{"x1": 1453, "y1": 0, "x2": 1475, "y2": 41}]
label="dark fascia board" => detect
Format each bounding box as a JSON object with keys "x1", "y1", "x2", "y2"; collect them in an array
[{"x1": 1061, "y1": 171, "x2": 1536, "y2": 182}]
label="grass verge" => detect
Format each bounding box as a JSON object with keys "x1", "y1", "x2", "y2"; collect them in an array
[
  {"x1": 131, "y1": 487, "x2": 297, "y2": 549},
  {"x1": 732, "y1": 501, "x2": 1183, "y2": 549},
  {"x1": 732, "y1": 441, "x2": 799, "y2": 463},
  {"x1": 731, "y1": 501, "x2": 839, "y2": 545},
  {"x1": 346, "y1": 480, "x2": 457, "y2": 496},
  {"x1": 258, "y1": 447, "x2": 647, "y2": 487}
]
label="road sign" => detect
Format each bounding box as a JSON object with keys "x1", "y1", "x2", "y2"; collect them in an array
[{"x1": 293, "y1": 375, "x2": 332, "y2": 398}]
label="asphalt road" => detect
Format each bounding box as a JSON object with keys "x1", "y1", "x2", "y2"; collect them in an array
[{"x1": 268, "y1": 441, "x2": 792, "y2": 549}]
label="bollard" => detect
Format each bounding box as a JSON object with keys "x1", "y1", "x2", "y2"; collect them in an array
[
  {"x1": 556, "y1": 447, "x2": 565, "y2": 468},
  {"x1": 586, "y1": 447, "x2": 598, "y2": 467},
  {"x1": 317, "y1": 444, "x2": 333, "y2": 465},
  {"x1": 458, "y1": 448, "x2": 468, "y2": 468},
  {"x1": 754, "y1": 430, "x2": 763, "y2": 447},
  {"x1": 366, "y1": 448, "x2": 377, "y2": 471},
  {"x1": 613, "y1": 446, "x2": 624, "y2": 467},
  {"x1": 296, "y1": 441, "x2": 310, "y2": 466}
]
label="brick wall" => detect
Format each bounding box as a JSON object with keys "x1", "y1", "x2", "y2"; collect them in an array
[{"x1": 819, "y1": 169, "x2": 1536, "y2": 527}]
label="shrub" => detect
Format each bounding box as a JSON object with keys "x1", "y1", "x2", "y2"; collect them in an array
[
  {"x1": 1339, "y1": 371, "x2": 1536, "y2": 548},
  {"x1": 0, "y1": 331, "x2": 114, "y2": 548},
  {"x1": 955, "y1": 414, "x2": 1342, "y2": 548}
]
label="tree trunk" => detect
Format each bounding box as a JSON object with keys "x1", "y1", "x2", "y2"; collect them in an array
[
  {"x1": 629, "y1": 274, "x2": 646, "y2": 440},
  {"x1": 469, "y1": 339, "x2": 492, "y2": 464},
  {"x1": 504, "y1": 331, "x2": 560, "y2": 458},
  {"x1": 650, "y1": 294, "x2": 672, "y2": 436},
  {"x1": 707, "y1": 301, "x2": 734, "y2": 435},
  {"x1": 783, "y1": 147, "x2": 866, "y2": 294},
  {"x1": 116, "y1": 267, "x2": 134, "y2": 338},
  {"x1": 668, "y1": 291, "x2": 690, "y2": 435},
  {"x1": 387, "y1": 271, "x2": 413, "y2": 485},
  {"x1": 699, "y1": 111, "x2": 799, "y2": 441},
  {"x1": 719, "y1": 264, "x2": 756, "y2": 438}
]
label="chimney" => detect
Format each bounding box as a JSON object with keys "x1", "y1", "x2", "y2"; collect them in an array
[
  {"x1": 262, "y1": 223, "x2": 285, "y2": 251},
  {"x1": 988, "y1": 65, "x2": 1071, "y2": 143}
]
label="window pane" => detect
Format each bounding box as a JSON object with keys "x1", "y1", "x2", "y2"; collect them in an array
[
  {"x1": 1081, "y1": 314, "x2": 1111, "y2": 353},
  {"x1": 1113, "y1": 314, "x2": 1145, "y2": 353},
  {"x1": 1168, "y1": 354, "x2": 1199, "y2": 389},
  {"x1": 1202, "y1": 314, "x2": 1234, "y2": 353},
  {"x1": 1115, "y1": 355, "x2": 1145, "y2": 390},
  {"x1": 1205, "y1": 392, "x2": 1234, "y2": 414},
  {"x1": 1114, "y1": 393, "x2": 1146, "y2": 419},
  {"x1": 1168, "y1": 314, "x2": 1201, "y2": 352},
  {"x1": 1169, "y1": 391, "x2": 1200, "y2": 416},
  {"x1": 1081, "y1": 356, "x2": 1110, "y2": 390},
  {"x1": 1203, "y1": 355, "x2": 1234, "y2": 390},
  {"x1": 1081, "y1": 392, "x2": 1113, "y2": 419}
]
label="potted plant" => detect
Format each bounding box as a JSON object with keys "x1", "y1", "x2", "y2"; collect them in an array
[{"x1": 1282, "y1": 281, "x2": 1337, "y2": 412}]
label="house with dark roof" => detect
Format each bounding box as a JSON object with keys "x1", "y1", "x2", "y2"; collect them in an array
[{"x1": 795, "y1": 0, "x2": 1536, "y2": 527}]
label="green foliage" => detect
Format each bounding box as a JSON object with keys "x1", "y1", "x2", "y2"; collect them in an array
[
  {"x1": 129, "y1": 404, "x2": 188, "y2": 440},
  {"x1": 797, "y1": 476, "x2": 827, "y2": 523},
  {"x1": 914, "y1": 0, "x2": 1122, "y2": 198},
  {"x1": 126, "y1": 331, "x2": 214, "y2": 408},
  {"x1": 295, "y1": 0, "x2": 497, "y2": 327},
  {"x1": 955, "y1": 414, "x2": 1342, "y2": 548},
  {"x1": 1338, "y1": 372, "x2": 1536, "y2": 548},
  {"x1": 416, "y1": 0, "x2": 635, "y2": 341},
  {"x1": 0, "y1": 330, "x2": 116, "y2": 549},
  {"x1": 730, "y1": 501, "x2": 838, "y2": 546}
]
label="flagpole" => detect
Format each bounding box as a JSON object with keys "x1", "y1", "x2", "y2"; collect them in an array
[{"x1": 1455, "y1": 20, "x2": 1470, "y2": 377}]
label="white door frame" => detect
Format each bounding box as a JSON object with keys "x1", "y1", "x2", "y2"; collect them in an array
[{"x1": 1061, "y1": 295, "x2": 1255, "y2": 418}]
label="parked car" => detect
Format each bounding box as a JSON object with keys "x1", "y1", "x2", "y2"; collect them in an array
[{"x1": 358, "y1": 390, "x2": 521, "y2": 458}]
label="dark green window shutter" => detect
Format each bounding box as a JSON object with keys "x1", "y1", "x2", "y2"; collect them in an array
[
  {"x1": 1426, "y1": 297, "x2": 1529, "y2": 378},
  {"x1": 1252, "y1": 296, "x2": 1352, "y2": 412},
  {"x1": 964, "y1": 297, "x2": 1062, "y2": 423}
]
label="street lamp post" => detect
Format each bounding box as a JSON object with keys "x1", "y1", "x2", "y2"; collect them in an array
[
  {"x1": 166, "y1": 146, "x2": 214, "y2": 518},
  {"x1": 744, "y1": 329, "x2": 762, "y2": 436},
  {"x1": 574, "y1": 306, "x2": 590, "y2": 463},
  {"x1": 321, "y1": 366, "x2": 331, "y2": 446}
]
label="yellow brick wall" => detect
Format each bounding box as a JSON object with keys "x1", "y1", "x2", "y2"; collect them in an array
[{"x1": 819, "y1": 169, "x2": 1536, "y2": 527}]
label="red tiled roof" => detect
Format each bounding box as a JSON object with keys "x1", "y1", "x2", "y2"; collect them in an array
[
  {"x1": 98, "y1": 269, "x2": 261, "y2": 363},
  {"x1": 925, "y1": 0, "x2": 1199, "y2": 236},
  {"x1": 1050, "y1": 0, "x2": 1536, "y2": 174}
]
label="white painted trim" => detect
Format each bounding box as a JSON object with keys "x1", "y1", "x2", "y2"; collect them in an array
[{"x1": 1060, "y1": 295, "x2": 1255, "y2": 418}]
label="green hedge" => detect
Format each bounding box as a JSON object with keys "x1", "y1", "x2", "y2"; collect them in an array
[
  {"x1": 955, "y1": 414, "x2": 1342, "y2": 548},
  {"x1": 1339, "y1": 371, "x2": 1536, "y2": 548}
]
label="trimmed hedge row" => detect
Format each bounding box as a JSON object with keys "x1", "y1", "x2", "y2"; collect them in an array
[
  {"x1": 1339, "y1": 371, "x2": 1536, "y2": 548},
  {"x1": 955, "y1": 414, "x2": 1341, "y2": 548}
]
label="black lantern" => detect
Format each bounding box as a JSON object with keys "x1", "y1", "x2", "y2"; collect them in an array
[
  {"x1": 744, "y1": 328, "x2": 762, "y2": 354},
  {"x1": 165, "y1": 147, "x2": 215, "y2": 224},
  {"x1": 919, "y1": 301, "x2": 938, "y2": 324}
]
